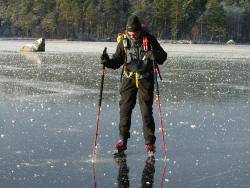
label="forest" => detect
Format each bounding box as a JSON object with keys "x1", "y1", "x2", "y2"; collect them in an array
[{"x1": 0, "y1": 0, "x2": 249, "y2": 43}]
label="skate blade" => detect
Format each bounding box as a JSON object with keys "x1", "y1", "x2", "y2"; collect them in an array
[{"x1": 113, "y1": 150, "x2": 126, "y2": 158}]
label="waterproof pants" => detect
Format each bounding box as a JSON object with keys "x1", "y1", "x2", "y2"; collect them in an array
[{"x1": 119, "y1": 76, "x2": 156, "y2": 145}]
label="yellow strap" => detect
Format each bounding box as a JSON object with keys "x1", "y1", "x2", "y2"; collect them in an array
[
  {"x1": 121, "y1": 36, "x2": 138, "y2": 88},
  {"x1": 135, "y1": 72, "x2": 139, "y2": 88}
]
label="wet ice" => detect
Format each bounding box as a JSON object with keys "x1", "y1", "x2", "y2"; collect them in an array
[{"x1": 0, "y1": 40, "x2": 250, "y2": 187}]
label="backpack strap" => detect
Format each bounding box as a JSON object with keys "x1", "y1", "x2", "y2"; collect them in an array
[
  {"x1": 116, "y1": 33, "x2": 155, "y2": 87},
  {"x1": 117, "y1": 33, "x2": 129, "y2": 82}
]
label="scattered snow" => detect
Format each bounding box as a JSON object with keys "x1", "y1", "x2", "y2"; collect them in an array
[
  {"x1": 0, "y1": 41, "x2": 249, "y2": 187},
  {"x1": 190, "y1": 124, "x2": 197, "y2": 129}
]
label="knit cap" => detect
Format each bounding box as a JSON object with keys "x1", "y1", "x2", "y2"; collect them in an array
[{"x1": 126, "y1": 15, "x2": 141, "y2": 32}]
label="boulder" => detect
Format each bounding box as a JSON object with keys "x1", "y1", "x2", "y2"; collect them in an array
[
  {"x1": 226, "y1": 39, "x2": 236, "y2": 45},
  {"x1": 20, "y1": 38, "x2": 45, "y2": 52}
]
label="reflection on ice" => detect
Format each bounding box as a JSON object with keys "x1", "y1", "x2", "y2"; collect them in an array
[{"x1": 21, "y1": 52, "x2": 42, "y2": 65}]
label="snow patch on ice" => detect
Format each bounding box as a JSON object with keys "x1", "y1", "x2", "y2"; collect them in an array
[
  {"x1": 214, "y1": 83, "x2": 250, "y2": 90},
  {"x1": 48, "y1": 127, "x2": 83, "y2": 133},
  {"x1": 190, "y1": 124, "x2": 197, "y2": 129}
]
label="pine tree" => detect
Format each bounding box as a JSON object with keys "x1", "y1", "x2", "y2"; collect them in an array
[
  {"x1": 130, "y1": 0, "x2": 153, "y2": 23},
  {"x1": 103, "y1": 0, "x2": 120, "y2": 37},
  {"x1": 206, "y1": 0, "x2": 226, "y2": 41},
  {"x1": 42, "y1": 1, "x2": 58, "y2": 38},
  {"x1": 0, "y1": 0, "x2": 249, "y2": 42},
  {"x1": 152, "y1": 0, "x2": 171, "y2": 39},
  {"x1": 84, "y1": 0, "x2": 98, "y2": 39},
  {"x1": 182, "y1": 0, "x2": 207, "y2": 39},
  {"x1": 0, "y1": 0, "x2": 10, "y2": 36},
  {"x1": 170, "y1": 0, "x2": 185, "y2": 40},
  {"x1": 240, "y1": 0, "x2": 250, "y2": 42},
  {"x1": 58, "y1": 0, "x2": 83, "y2": 38}
]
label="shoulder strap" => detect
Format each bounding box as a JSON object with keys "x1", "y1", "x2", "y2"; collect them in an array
[
  {"x1": 116, "y1": 33, "x2": 128, "y2": 82},
  {"x1": 123, "y1": 39, "x2": 128, "y2": 49},
  {"x1": 116, "y1": 32, "x2": 129, "y2": 50},
  {"x1": 117, "y1": 33, "x2": 126, "y2": 43}
]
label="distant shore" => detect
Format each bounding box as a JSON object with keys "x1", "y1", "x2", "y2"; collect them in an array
[{"x1": 1, "y1": 37, "x2": 249, "y2": 45}]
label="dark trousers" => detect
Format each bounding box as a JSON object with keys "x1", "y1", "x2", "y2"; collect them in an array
[{"x1": 119, "y1": 76, "x2": 156, "y2": 145}]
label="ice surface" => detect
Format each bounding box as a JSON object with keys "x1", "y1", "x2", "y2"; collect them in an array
[{"x1": 0, "y1": 40, "x2": 250, "y2": 187}]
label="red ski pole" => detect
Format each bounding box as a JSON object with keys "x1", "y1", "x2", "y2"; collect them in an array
[
  {"x1": 153, "y1": 60, "x2": 167, "y2": 161},
  {"x1": 92, "y1": 48, "x2": 107, "y2": 159}
]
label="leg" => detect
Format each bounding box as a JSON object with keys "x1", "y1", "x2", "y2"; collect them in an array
[
  {"x1": 119, "y1": 77, "x2": 137, "y2": 141},
  {"x1": 138, "y1": 76, "x2": 156, "y2": 145}
]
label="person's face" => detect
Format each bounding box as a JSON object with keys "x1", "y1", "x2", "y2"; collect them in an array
[{"x1": 127, "y1": 31, "x2": 140, "y2": 40}]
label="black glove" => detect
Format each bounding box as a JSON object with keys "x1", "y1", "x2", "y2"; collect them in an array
[
  {"x1": 101, "y1": 47, "x2": 109, "y2": 66},
  {"x1": 144, "y1": 50, "x2": 155, "y2": 61}
]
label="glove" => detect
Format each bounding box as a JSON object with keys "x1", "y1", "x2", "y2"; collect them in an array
[
  {"x1": 101, "y1": 47, "x2": 109, "y2": 66},
  {"x1": 143, "y1": 50, "x2": 155, "y2": 61}
]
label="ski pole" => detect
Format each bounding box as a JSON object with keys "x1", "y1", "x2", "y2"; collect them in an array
[
  {"x1": 160, "y1": 163, "x2": 167, "y2": 188},
  {"x1": 92, "y1": 162, "x2": 97, "y2": 188},
  {"x1": 153, "y1": 59, "x2": 167, "y2": 161},
  {"x1": 92, "y1": 47, "x2": 107, "y2": 159}
]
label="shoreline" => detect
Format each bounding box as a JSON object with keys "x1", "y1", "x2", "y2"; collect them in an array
[{"x1": 1, "y1": 37, "x2": 249, "y2": 45}]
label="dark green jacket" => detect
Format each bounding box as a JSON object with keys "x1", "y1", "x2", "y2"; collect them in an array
[{"x1": 105, "y1": 30, "x2": 167, "y2": 71}]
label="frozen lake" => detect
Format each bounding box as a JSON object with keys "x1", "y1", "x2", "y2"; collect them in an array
[{"x1": 0, "y1": 40, "x2": 250, "y2": 187}]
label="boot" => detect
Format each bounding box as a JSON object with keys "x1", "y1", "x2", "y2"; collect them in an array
[{"x1": 115, "y1": 139, "x2": 127, "y2": 153}]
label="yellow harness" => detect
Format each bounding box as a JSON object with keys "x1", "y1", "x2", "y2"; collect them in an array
[{"x1": 116, "y1": 33, "x2": 140, "y2": 88}]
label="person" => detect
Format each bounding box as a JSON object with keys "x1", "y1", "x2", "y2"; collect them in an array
[
  {"x1": 141, "y1": 157, "x2": 155, "y2": 188},
  {"x1": 115, "y1": 155, "x2": 130, "y2": 188},
  {"x1": 101, "y1": 15, "x2": 167, "y2": 155},
  {"x1": 114, "y1": 155, "x2": 155, "y2": 188}
]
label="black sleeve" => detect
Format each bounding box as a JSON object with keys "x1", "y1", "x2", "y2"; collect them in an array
[
  {"x1": 149, "y1": 34, "x2": 167, "y2": 65},
  {"x1": 104, "y1": 40, "x2": 125, "y2": 69}
]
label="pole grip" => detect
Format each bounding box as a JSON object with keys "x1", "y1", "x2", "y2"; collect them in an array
[{"x1": 98, "y1": 65, "x2": 105, "y2": 107}]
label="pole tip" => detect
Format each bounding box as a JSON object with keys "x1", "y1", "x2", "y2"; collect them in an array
[
  {"x1": 91, "y1": 154, "x2": 97, "y2": 163},
  {"x1": 103, "y1": 47, "x2": 107, "y2": 54}
]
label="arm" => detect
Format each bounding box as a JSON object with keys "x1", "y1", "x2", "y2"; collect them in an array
[
  {"x1": 102, "y1": 41, "x2": 125, "y2": 69},
  {"x1": 149, "y1": 35, "x2": 167, "y2": 65}
]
